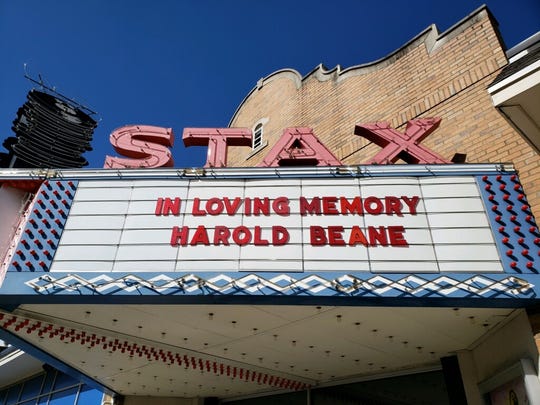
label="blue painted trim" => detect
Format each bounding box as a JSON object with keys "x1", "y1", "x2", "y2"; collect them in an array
[
  {"x1": 7, "y1": 180, "x2": 77, "y2": 274},
  {"x1": 0, "y1": 271, "x2": 538, "y2": 308},
  {"x1": 0, "y1": 326, "x2": 118, "y2": 397},
  {"x1": 476, "y1": 174, "x2": 539, "y2": 274}
]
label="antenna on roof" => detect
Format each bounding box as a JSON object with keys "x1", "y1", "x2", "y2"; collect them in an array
[{"x1": 23, "y1": 63, "x2": 97, "y2": 116}]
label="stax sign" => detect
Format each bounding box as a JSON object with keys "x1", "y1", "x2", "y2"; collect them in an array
[{"x1": 104, "y1": 118, "x2": 450, "y2": 168}]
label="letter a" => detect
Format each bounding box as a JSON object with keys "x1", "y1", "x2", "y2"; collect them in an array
[{"x1": 259, "y1": 128, "x2": 342, "y2": 167}]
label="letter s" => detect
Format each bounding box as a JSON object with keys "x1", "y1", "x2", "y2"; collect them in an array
[{"x1": 104, "y1": 125, "x2": 174, "y2": 168}]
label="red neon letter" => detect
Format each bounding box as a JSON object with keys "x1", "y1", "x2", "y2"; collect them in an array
[
  {"x1": 190, "y1": 225, "x2": 210, "y2": 246},
  {"x1": 104, "y1": 125, "x2": 174, "y2": 168},
  {"x1": 402, "y1": 196, "x2": 420, "y2": 215},
  {"x1": 170, "y1": 226, "x2": 188, "y2": 246},
  {"x1": 328, "y1": 226, "x2": 345, "y2": 246},
  {"x1": 368, "y1": 226, "x2": 388, "y2": 246},
  {"x1": 364, "y1": 197, "x2": 384, "y2": 215},
  {"x1": 322, "y1": 197, "x2": 339, "y2": 215},
  {"x1": 384, "y1": 197, "x2": 402, "y2": 216},
  {"x1": 232, "y1": 226, "x2": 251, "y2": 246},
  {"x1": 253, "y1": 226, "x2": 270, "y2": 246},
  {"x1": 183, "y1": 128, "x2": 252, "y2": 168},
  {"x1": 388, "y1": 226, "x2": 408, "y2": 246},
  {"x1": 155, "y1": 198, "x2": 181, "y2": 216},
  {"x1": 348, "y1": 226, "x2": 368, "y2": 246},
  {"x1": 310, "y1": 226, "x2": 327, "y2": 246},
  {"x1": 300, "y1": 197, "x2": 321, "y2": 215},
  {"x1": 213, "y1": 226, "x2": 231, "y2": 245},
  {"x1": 273, "y1": 197, "x2": 290, "y2": 216},
  {"x1": 192, "y1": 198, "x2": 206, "y2": 216},
  {"x1": 355, "y1": 118, "x2": 450, "y2": 164},
  {"x1": 252, "y1": 198, "x2": 270, "y2": 216},
  {"x1": 272, "y1": 226, "x2": 289, "y2": 245},
  {"x1": 340, "y1": 197, "x2": 363, "y2": 215}
]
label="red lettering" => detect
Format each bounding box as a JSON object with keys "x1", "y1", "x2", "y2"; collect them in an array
[
  {"x1": 213, "y1": 226, "x2": 230, "y2": 245},
  {"x1": 348, "y1": 226, "x2": 368, "y2": 246},
  {"x1": 272, "y1": 197, "x2": 290, "y2": 216},
  {"x1": 155, "y1": 198, "x2": 163, "y2": 215},
  {"x1": 244, "y1": 197, "x2": 251, "y2": 216},
  {"x1": 306, "y1": 226, "x2": 409, "y2": 247},
  {"x1": 253, "y1": 226, "x2": 269, "y2": 245},
  {"x1": 174, "y1": 225, "x2": 290, "y2": 246},
  {"x1": 232, "y1": 226, "x2": 251, "y2": 245},
  {"x1": 368, "y1": 226, "x2": 388, "y2": 246},
  {"x1": 310, "y1": 226, "x2": 327, "y2": 246},
  {"x1": 402, "y1": 196, "x2": 420, "y2": 215},
  {"x1": 272, "y1": 226, "x2": 289, "y2": 245},
  {"x1": 364, "y1": 197, "x2": 384, "y2": 215},
  {"x1": 155, "y1": 197, "x2": 181, "y2": 216},
  {"x1": 328, "y1": 226, "x2": 345, "y2": 245},
  {"x1": 163, "y1": 197, "x2": 181, "y2": 216},
  {"x1": 322, "y1": 197, "x2": 339, "y2": 215},
  {"x1": 170, "y1": 226, "x2": 188, "y2": 246},
  {"x1": 192, "y1": 198, "x2": 206, "y2": 216},
  {"x1": 190, "y1": 225, "x2": 210, "y2": 246},
  {"x1": 340, "y1": 197, "x2": 363, "y2": 215},
  {"x1": 300, "y1": 197, "x2": 321, "y2": 215},
  {"x1": 253, "y1": 198, "x2": 270, "y2": 216},
  {"x1": 206, "y1": 198, "x2": 223, "y2": 215},
  {"x1": 223, "y1": 197, "x2": 242, "y2": 215},
  {"x1": 388, "y1": 226, "x2": 408, "y2": 246},
  {"x1": 384, "y1": 196, "x2": 402, "y2": 216}
]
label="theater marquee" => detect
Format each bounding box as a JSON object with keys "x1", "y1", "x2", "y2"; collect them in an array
[
  {"x1": 55, "y1": 175, "x2": 495, "y2": 273},
  {"x1": 0, "y1": 164, "x2": 538, "y2": 303}
]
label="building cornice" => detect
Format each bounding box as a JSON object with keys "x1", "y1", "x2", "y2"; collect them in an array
[{"x1": 228, "y1": 5, "x2": 501, "y2": 126}]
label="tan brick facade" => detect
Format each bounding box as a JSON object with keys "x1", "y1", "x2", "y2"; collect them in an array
[{"x1": 226, "y1": 7, "x2": 540, "y2": 219}]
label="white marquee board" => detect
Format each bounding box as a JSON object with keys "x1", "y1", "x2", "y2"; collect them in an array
[{"x1": 49, "y1": 176, "x2": 501, "y2": 273}]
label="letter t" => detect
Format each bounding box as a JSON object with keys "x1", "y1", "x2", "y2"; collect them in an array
[{"x1": 182, "y1": 128, "x2": 252, "y2": 168}]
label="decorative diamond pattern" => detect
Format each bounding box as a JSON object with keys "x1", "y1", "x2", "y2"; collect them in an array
[{"x1": 25, "y1": 273, "x2": 534, "y2": 298}]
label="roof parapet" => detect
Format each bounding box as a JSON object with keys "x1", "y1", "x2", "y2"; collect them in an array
[{"x1": 229, "y1": 5, "x2": 498, "y2": 126}]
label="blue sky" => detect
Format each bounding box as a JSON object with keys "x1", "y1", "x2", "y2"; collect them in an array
[{"x1": 1, "y1": 0, "x2": 539, "y2": 168}]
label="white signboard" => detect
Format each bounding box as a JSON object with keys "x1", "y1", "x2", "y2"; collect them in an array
[{"x1": 50, "y1": 176, "x2": 502, "y2": 273}]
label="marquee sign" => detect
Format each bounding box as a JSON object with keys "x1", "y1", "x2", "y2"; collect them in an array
[
  {"x1": 0, "y1": 164, "x2": 538, "y2": 304},
  {"x1": 6, "y1": 175, "x2": 506, "y2": 273}
]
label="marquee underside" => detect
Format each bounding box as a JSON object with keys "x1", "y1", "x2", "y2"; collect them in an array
[{"x1": 0, "y1": 304, "x2": 517, "y2": 399}]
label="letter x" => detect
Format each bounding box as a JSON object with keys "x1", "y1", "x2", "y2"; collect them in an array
[{"x1": 355, "y1": 118, "x2": 450, "y2": 164}]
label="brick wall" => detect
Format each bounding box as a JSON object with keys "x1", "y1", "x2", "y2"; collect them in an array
[{"x1": 226, "y1": 7, "x2": 540, "y2": 218}]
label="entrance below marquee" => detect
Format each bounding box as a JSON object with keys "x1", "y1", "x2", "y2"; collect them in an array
[
  {"x1": 227, "y1": 369, "x2": 450, "y2": 404},
  {"x1": 1, "y1": 304, "x2": 531, "y2": 403}
]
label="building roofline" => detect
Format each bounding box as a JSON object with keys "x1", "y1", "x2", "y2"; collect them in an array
[
  {"x1": 228, "y1": 5, "x2": 500, "y2": 126},
  {"x1": 506, "y1": 31, "x2": 540, "y2": 59}
]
